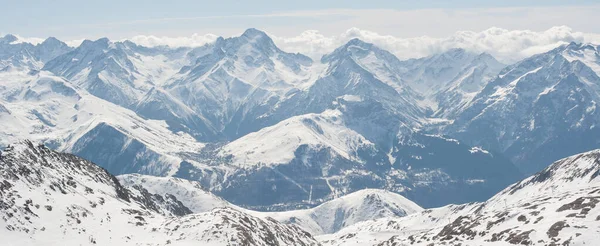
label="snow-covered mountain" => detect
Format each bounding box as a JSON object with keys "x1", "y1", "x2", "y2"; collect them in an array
[
  {"x1": 432, "y1": 52, "x2": 505, "y2": 118},
  {"x1": 4, "y1": 28, "x2": 600, "y2": 245},
  {"x1": 114, "y1": 173, "x2": 427, "y2": 237},
  {"x1": 118, "y1": 173, "x2": 424, "y2": 236},
  {"x1": 0, "y1": 34, "x2": 72, "y2": 69},
  {"x1": 265, "y1": 189, "x2": 422, "y2": 235},
  {"x1": 320, "y1": 148, "x2": 600, "y2": 246},
  {"x1": 43, "y1": 39, "x2": 190, "y2": 108},
  {"x1": 3, "y1": 140, "x2": 599, "y2": 245},
  {"x1": 5, "y1": 29, "x2": 600, "y2": 215},
  {"x1": 183, "y1": 97, "x2": 521, "y2": 209},
  {"x1": 319, "y1": 38, "x2": 417, "y2": 99},
  {"x1": 157, "y1": 28, "x2": 319, "y2": 139},
  {"x1": 311, "y1": 38, "x2": 424, "y2": 127},
  {"x1": 219, "y1": 108, "x2": 374, "y2": 168},
  {"x1": 0, "y1": 31, "x2": 522, "y2": 210},
  {"x1": 396, "y1": 48, "x2": 506, "y2": 117},
  {"x1": 447, "y1": 42, "x2": 600, "y2": 174},
  {"x1": 117, "y1": 174, "x2": 238, "y2": 213},
  {"x1": 402, "y1": 48, "x2": 482, "y2": 95},
  {"x1": 0, "y1": 141, "x2": 319, "y2": 246},
  {"x1": 0, "y1": 66, "x2": 204, "y2": 176}
]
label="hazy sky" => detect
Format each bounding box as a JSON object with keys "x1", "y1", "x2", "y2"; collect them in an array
[{"x1": 3, "y1": 0, "x2": 600, "y2": 40}]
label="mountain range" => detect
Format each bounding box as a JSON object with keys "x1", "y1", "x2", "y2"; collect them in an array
[
  {"x1": 1, "y1": 28, "x2": 600, "y2": 215},
  {"x1": 1, "y1": 137, "x2": 599, "y2": 245}
]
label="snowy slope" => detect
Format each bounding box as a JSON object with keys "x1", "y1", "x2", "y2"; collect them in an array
[
  {"x1": 115, "y1": 173, "x2": 424, "y2": 236},
  {"x1": 0, "y1": 30, "x2": 526, "y2": 211},
  {"x1": 182, "y1": 79, "x2": 519, "y2": 209},
  {"x1": 320, "y1": 148, "x2": 600, "y2": 246},
  {"x1": 43, "y1": 38, "x2": 190, "y2": 107},
  {"x1": 220, "y1": 109, "x2": 374, "y2": 167},
  {"x1": 39, "y1": 37, "x2": 221, "y2": 140},
  {"x1": 321, "y1": 38, "x2": 410, "y2": 95},
  {"x1": 262, "y1": 189, "x2": 422, "y2": 235},
  {"x1": 0, "y1": 141, "x2": 320, "y2": 246},
  {"x1": 159, "y1": 28, "x2": 321, "y2": 139},
  {"x1": 0, "y1": 140, "x2": 190, "y2": 245},
  {"x1": 395, "y1": 49, "x2": 507, "y2": 117},
  {"x1": 401, "y1": 48, "x2": 483, "y2": 96},
  {"x1": 433, "y1": 52, "x2": 505, "y2": 118},
  {"x1": 0, "y1": 34, "x2": 72, "y2": 70},
  {"x1": 118, "y1": 174, "x2": 239, "y2": 213},
  {"x1": 314, "y1": 39, "x2": 424, "y2": 127},
  {"x1": 0, "y1": 67, "x2": 204, "y2": 176}
]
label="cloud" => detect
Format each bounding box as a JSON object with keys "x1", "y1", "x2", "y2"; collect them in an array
[
  {"x1": 270, "y1": 26, "x2": 600, "y2": 63},
  {"x1": 0, "y1": 33, "x2": 45, "y2": 45},
  {"x1": 127, "y1": 33, "x2": 219, "y2": 48},
  {"x1": 119, "y1": 25, "x2": 600, "y2": 63},
  {"x1": 5, "y1": 26, "x2": 600, "y2": 64}
]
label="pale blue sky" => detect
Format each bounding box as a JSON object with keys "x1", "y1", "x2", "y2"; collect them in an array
[{"x1": 3, "y1": 0, "x2": 600, "y2": 40}]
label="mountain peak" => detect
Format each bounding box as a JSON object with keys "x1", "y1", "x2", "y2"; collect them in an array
[
  {"x1": 321, "y1": 38, "x2": 378, "y2": 63},
  {"x1": 476, "y1": 51, "x2": 493, "y2": 58},
  {"x1": 229, "y1": 28, "x2": 277, "y2": 51},
  {"x1": 41, "y1": 36, "x2": 60, "y2": 44},
  {"x1": 440, "y1": 48, "x2": 469, "y2": 59},
  {"x1": 95, "y1": 37, "x2": 111, "y2": 45},
  {"x1": 241, "y1": 28, "x2": 270, "y2": 39},
  {"x1": 551, "y1": 41, "x2": 590, "y2": 54},
  {"x1": 564, "y1": 41, "x2": 598, "y2": 52},
  {"x1": 567, "y1": 41, "x2": 580, "y2": 47},
  {"x1": 0, "y1": 34, "x2": 18, "y2": 43},
  {"x1": 39, "y1": 37, "x2": 68, "y2": 48},
  {"x1": 79, "y1": 37, "x2": 111, "y2": 50},
  {"x1": 345, "y1": 38, "x2": 372, "y2": 48},
  {"x1": 472, "y1": 52, "x2": 503, "y2": 66}
]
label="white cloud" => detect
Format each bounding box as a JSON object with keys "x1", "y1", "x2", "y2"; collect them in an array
[
  {"x1": 270, "y1": 26, "x2": 600, "y2": 63},
  {"x1": 127, "y1": 33, "x2": 218, "y2": 48},
  {"x1": 5, "y1": 26, "x2": 600, "y2": 64},
  {"x1": 0, "y1": 33, "x2": 45, "y2": 45},
  {"x1": 120, "y1": 25, "x2": 600, "y2": 63},
  {"x1": 107, "y1": 25, "x2": 600, "y2": 63}
]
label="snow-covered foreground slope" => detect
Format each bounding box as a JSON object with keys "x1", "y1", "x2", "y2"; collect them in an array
[
  {"x1": 118, "y1": 174, "x2": 240, "y2": 213},
  {"x1": 320, "y1": 149, "x2": 600, "y2": 246},
  {"x1": 262, "y1": 189, "x2": 422, "y2": 235},
  {"x1": 0, "y1": 141, "x2": 319, "y2": 246},
  {"x1": 118, "y1": 172, "x2": 423, "y2": 236}
]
